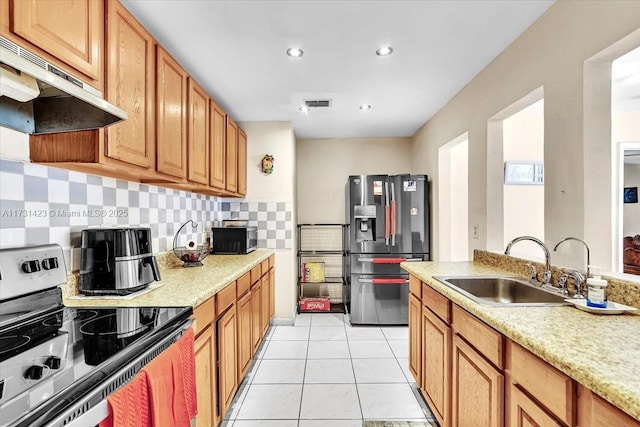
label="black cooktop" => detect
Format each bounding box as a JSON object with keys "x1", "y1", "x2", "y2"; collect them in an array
[{"x1": 0, "y1": 304, "x2": 192, "y2": 427}]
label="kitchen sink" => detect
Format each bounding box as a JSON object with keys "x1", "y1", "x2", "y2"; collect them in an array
[{"x1": 433, "y1": 276, "x2": 570, "y2": 307}]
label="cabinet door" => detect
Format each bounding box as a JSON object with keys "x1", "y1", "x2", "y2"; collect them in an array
[
  {"x1": 6, "y1": 0, "x2": 102, "y2": 83},
  {"x1": 422, "y1": 306, "x2": 451, "y2": 427},
  {"x1": 225, "y1": 117, "x2": 238, "y2": 193},
  {"x1": 236, "y1": 291, "x2": 252, "y2": 379},
  {"x1": 156, "y1": 46, "x2": 187, "y2": 179},
  {"x1": 187, "y1": 78, "x2": 210, "y2": 184},
  {"x1": 218, "y1": 306, "x2": 237, "y2": 417},
  {"x1": 105, "y1": 0, "x2": 155, "y2": 169},
  {"x1": 452, "y1": 335, "x2": 504, "y2": 427},
  {"x1": 577, "y1": 384, "x2": 640, "y2": 427},
  {"x1": 261, "y1": 274, "x2": 270, "y2": 335},
  {"x1": 269, "y1": 267, "x2": 275, "y2": 320},
  {"x1": 509, "y1": 384, "x2": 562, "y2": 427},
  {"x1": 408, "y1": 292, "x2": 422, "y2": 384},
  {"x1": 209, "y1": 101, "x2": 226, "y2": 189},
  {"x1": 237, "y1": 128, "x2": 247, "y2": 196},
  {"x1": 194, "y1": 324, "x2": 219, "y2": 427},
  {"x1": 251, "y1": 281, "x2": 262, "y2": 353}
]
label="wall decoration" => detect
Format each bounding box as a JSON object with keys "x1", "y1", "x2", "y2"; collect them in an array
[
  {"x1": 504, "y1": 161, "x2": 544, "y2": 185},
  {"x1": 624, "y1": 187, "x2": 638, "y2": 203},
  {"x1": 260, "y1": 154, "x2": 274, "y2": 175}
]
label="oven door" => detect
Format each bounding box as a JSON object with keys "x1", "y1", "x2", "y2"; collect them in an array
[
  {"x1": 41, "y1": 319, "x2": 194, "y2": 427},
  {"x1": 349, "y1": 274, "x2": 409, "y2": 325}
]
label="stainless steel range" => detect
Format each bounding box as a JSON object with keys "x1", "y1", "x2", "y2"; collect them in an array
[{"x1": 0, "y1": 244, "x2": 192, "y2": 427}]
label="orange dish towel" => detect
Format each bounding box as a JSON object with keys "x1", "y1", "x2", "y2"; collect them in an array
[
  {"x1": 144, "y1": 328, "x2": 198, "y2": 426},
  {"x1": 99, "y1": 371, "x2": 151, "y2": 427}
]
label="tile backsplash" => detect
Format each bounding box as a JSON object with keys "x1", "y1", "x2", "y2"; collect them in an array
[{"x1": 0, "y1": 159, "x2": 294, "y2": 271}]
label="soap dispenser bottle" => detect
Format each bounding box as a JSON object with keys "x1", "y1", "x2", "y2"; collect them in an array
[{"x1": 586, "y1": 266, "x2": 608, "y2": 308}]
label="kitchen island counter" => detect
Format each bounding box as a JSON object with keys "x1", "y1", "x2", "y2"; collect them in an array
[
  {"x1": 63, "y1": 249, "x2": 273, "y2": 308},
  {"x1": 402, "y1": 260, "x2": 640, "y2": 422}
]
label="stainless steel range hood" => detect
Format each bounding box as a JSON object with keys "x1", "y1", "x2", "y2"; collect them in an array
[{"x1": 0, "y1": 36, "x2": 127, "y2": 135}]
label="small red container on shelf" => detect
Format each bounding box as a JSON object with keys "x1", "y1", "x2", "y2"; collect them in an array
[{"x1": 299, "y1": 297, "x2": 331, "y2": 311}]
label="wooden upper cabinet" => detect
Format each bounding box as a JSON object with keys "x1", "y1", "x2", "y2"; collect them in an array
[
  {"x1": 156, "y1": 46, "x2": 187, "y2": 179},
  {"x1": 209, "y1": 101, "x2": 226, "y2": 189},
  {"x1": 187, "y1": 78, "x2": 210, "y2": 185},
  {"x1": 225, "y1": 117, "x2": 238, "y2": 193},
  {"x1": 1, "y1": 0, "x2": 103, "y2": 87},
  {"x1": 105, "y1": 0, "x2": 155, "y2": 170},
  {"x1": 237, "y1": 128, "x2": 247, "y2": 196}
]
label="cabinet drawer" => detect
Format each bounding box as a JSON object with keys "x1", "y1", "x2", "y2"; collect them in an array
[
  {"x1": 216, "y1": 281, "x2": 237, "y2": 315},
  {"x1": 261, "y1": 260, "x2": 269, "y2": 276},
  {"x1": 452, "y1": 304, "x2": 503, "y2": 368},
  {"x1": 237, "y1": 272, "x2": 251, "y2": 297},
  {"x1": 409, "y1": 275, "x2": 421, "y2": 297},
  {"x1": 578, "y1": 384, "x2": 640, "y2": 427},
  {"x1": 508, "y1": 340, "x2": 574, "y2": 425},
  {"x1": 422, "y1": 283, "x2": 450, "y2": 324},
  {"x1": 193, "y1": 296, "x2": 215, "y2": 336},
  {"x1": 250, "y1": 264, "x2": 262, "y2": 284},
  {"x1": 268, "y1": 254, "x2": 275, "y2": 269}
]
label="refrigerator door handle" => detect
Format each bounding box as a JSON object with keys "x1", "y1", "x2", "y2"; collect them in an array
[
  {"x1": 358, "y1": 277, "x2": 409, "y2": 285},
  {"x1": 391, "y1": 181, "x2": 396, "y2": 247},
  {"x1": 384, "y1": 181, "x2": 390, "y2": 245}
]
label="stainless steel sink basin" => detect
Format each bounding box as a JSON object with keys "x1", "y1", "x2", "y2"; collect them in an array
[{"x1": 433, "y1": 276, "x2": 569, "y2": 306}]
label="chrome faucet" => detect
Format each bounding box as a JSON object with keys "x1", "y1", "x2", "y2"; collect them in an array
[
  {"x1": 505, "y1": 236, "x2": 552, "y2": 287},
  {"x1": 560, "y1": 270, "x2": 586, "y2": 298},
  {"x1": 553, "y1": 237, "x2": 591, "y2": 279}
]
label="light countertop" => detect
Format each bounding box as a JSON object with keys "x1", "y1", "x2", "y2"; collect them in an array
[
  {"x1": 401, "y1": 261, "x2": 640, "y2": 421},
  {"x1": 63, "y1": 249, "x2": 273, "y2": 308}
]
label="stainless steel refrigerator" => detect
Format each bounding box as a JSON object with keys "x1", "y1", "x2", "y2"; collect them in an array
[{"x1": 345, "y1": 174, "x2": 430, "y2": 325}]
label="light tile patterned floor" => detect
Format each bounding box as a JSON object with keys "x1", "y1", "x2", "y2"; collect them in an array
[{"x1": 222, "y1": 313, "x2": 436, "y2": 427}]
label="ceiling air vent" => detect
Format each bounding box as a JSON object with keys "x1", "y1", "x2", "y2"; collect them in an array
[{"x1": 303, "y1": 99, "x2": 332, "y2": 108}]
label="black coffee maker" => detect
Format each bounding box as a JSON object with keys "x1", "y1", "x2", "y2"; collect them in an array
[{"x1": 79, "y1": 227, "x2": 161, "y2": 295}]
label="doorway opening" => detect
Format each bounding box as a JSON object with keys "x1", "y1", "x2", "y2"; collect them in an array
[
  {"x1": 438, "y1": 133, "x2": 469, "y2": 261},
  {"x1": 487, "y1": 87, "x2": 545, "y2": 259}
]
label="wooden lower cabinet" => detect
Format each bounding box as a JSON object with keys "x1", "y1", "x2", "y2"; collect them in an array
[
  {"x1": 251, "y1": 280, "x2": 262, "y2": 353},
  {"x1": 408, "y1": 292, "x2": 422, "y2": 384},
  {"x1": 261, "y1": 274, "x2": 270, "y2": 335},
  {"x1": 194, "y1": 324, "x2": 219, "y2": 427},
  {"x1": 509, "y1": 383, "x2": 561, "y2": 427},
  {"x1": 452, "y1": 334, "x2": 504, "y2": 427},
  {"x1": 422, "y1": 306, "x2": 451, "y2": 426},
  {"x1": 236, "y1": 291, "x2": 252, "y2": 379},
  {"x1": 577, "y1": 384, "x2": 640, "y2": 427},
  {"x1": 218, "y1": 306, "x2": 237, "y2": 417},
  {"x1": 269, "y1": 267, "x2": 275, "y2": 319}
]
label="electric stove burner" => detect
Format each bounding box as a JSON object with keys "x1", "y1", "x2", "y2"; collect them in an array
[{"x1": 0, "y1": 334, "x2": 31, "y2": 355}]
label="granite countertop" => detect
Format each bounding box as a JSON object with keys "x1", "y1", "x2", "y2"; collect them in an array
[
  {"x1": 401, "y1": 261, "x2": 640, "y2": 421},
  {"x1": 63, "y1": 249, "x2": 273, "y2": 308}
]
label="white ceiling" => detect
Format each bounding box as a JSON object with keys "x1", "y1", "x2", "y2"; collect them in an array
[{"x1": 120, "y1": 0, "x2": 555, "y2": 139}]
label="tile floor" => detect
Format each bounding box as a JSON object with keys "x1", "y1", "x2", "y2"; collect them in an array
[{"x1": 222, "y1": 313, "x2": 436, "y2": 427}]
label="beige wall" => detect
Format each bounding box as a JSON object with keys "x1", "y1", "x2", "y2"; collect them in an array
[
  {"x1": 239, "y1": 121, "x2": 298, "y2": 321},
  {"x1": 502, "y1": 109, "x2": 544, "y2": 258},
  {"x1": 410, "y1": 1, "x2": 640, "y2": 277},
  {"x1": 624, "y1": 164, "x2": 640, "y2": 236},
  {"x1": 296, "y1": 137, "x2": 412, "y2": 224}
]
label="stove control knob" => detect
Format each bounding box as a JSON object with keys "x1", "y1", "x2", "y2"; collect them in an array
[
  {"x1": 21, "y1": 260, "x2": 41, "y2": 274},
  {"x1": 44, "y1": 356, "x2": 61, "y2": 369},
  {"x1": 24, "y1": 365, "x2": 44, "y2": 380},
  {"x1": 42, "y1": 257, "x2": 59, "y2": 270}
]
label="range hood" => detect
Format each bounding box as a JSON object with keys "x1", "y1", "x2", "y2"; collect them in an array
[{"x1": 0, "y1": 36, "x2": 127, "y2": 135}]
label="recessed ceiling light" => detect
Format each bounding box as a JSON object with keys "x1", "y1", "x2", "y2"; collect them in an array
[
  {"x1": 376, "y1": 46, "x2": 393, "y2": 56},
  {"x1": 287, "y1": 48, "x2": 304, "y2": 58},
  {"x1": 299, "y1": 105, "x2": 310, "y2": 113},
  {"x1": 359, "y1": 104, "x2": 372, "y2": 111}
]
